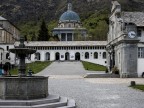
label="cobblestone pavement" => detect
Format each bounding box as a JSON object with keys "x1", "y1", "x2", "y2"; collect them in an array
[{"x1": 38, "y1": 61, "x2": 144, "y2": 108}]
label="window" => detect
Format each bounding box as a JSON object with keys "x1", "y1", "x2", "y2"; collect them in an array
[
  {"x1": 1, "y1": 53, "x2": 2, "y2": 60},
  {"x1": 103, "y1": 52, "x2": 106, "y2": 59},
  {"x1": 137, "y1": 29, "x2": 141, "y2": 37},
  {"x1": 6, "y1": 53, "x2": 10, "y2": 59},
  {"x1": 94, "y1": 52, "x2": 98, "y2": 59},
  {"x1": 138, "y1": 47, "x2": 144, "y2": 58},
  {"x1": 7, "y1": 46, "x2": 9, "y2": 51}
]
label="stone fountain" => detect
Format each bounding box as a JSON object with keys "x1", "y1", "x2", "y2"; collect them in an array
[
  {"x1": 0, "y1": 37, "x2": 48, "y2": 100},
  {"x1": 10, "y1": 37, "x2": 36, "y2": 77},
  {"x1": 0, "y1": 37, "x2": 76, "y2": 108}
]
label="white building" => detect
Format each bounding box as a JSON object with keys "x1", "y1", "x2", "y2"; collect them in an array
[{"x1": 14, "y1": 41, "x2": 107, "y2": 66}]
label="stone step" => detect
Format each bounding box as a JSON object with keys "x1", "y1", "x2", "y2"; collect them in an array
[
  {"x1": 0, "y1": 96, "x2": 67, "y2": 108},
  {"x1": 0, "y1": 94, "x2": 60, "y2": 106},
  {"x1": 84, "y1": 73, "x2": 120, "y2": 78},
  {"x1": 57, "y1": 99, "x2": 76, "y2": 108},
  {"x1": 0, "y1": 95, "x2": 76, "y2": 108},
  {"x1": 33, "y1": 97, "x2": 67, "y2": 108}
]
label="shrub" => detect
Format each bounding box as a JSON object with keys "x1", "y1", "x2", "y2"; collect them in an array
[
  {"x1": 105, "y1": 67, "x2": 108, "y2": 73},
  {"x1": 112, "y1": 66, "x2": 119, "y2": 74}
]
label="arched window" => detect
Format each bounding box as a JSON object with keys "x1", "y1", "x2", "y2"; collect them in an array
[
  {"x1": 103, "y1": 52, "x2": 106, "y2": 59},
  {"x1": 94, "y1": 52, "x2": 98, "y2": 59},
  {"x1": 85, "y1": 52, "x2": 89, "y2": 59},
  {"x1": 35, "y1": 52, "x2": 41, "y2": 60},
  {"x1": 46, "y1": 52, "x2": 50, "y2": 60},
  {"x1": 65, "y1": 52, "x2": 70, "y2": 60}
]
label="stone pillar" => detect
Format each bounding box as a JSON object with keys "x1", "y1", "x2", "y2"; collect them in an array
[
  {"x1": 121, "y1": 43, "x2": 138, "y2": 78},
  {"x1": 18, "y1": 54, "x2": 26, "y2": 77},
  {"x1": 59, "y1": 34, "x2": 62, "y2": 41},
  {"x1": 72, "y1": 33, "x2": 74, "y2": 41},
  {"x1": 65, "y1": 33, "x2": 67, "y2": 41}
]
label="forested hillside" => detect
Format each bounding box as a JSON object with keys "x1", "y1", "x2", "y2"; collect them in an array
[{"x1": 0, "y1": 0, "x2": 144, "y2": 40}]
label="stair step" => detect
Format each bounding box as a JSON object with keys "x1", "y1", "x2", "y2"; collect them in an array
[
  {"x1": 57, "y1": 99, "x2": 76, "y2": 108},
  {"x1": 0, "y1": 94, "x2": 59, "y2": 106},
  {"x1": 32, "y1": 97, "x2": 67, "y2": 108},
  {"x1": 0, "y1": 95, "x2": 76, "y2": 108},
  {"x1": 0, "y1": 97, "x2": 67, "y2": 108}
]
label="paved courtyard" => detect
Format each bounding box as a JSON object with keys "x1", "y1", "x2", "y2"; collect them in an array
[{"x1": 37, "y1": 61, "x2": 144, "y2": 108}]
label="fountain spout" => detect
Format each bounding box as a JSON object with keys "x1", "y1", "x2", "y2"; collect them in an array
[{"x1": 9, "y1": 36, "x2": 36, "y2": 77}]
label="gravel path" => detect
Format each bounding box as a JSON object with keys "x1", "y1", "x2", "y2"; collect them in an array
[
  {"x1": 38, "y1": 61, "x2": 144, "y2": 108},
  {"x1": 36, "y1": 61, "x2": 88, "y2": 78}
]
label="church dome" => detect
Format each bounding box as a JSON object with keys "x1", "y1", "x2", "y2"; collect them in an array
[{"x1": 59, "y1": 3, "x2": 80, "y2": 22}]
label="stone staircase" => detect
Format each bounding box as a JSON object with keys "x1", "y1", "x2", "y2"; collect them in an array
[{"x1": 0, "y1": 94, "x2": 76, "y2": 108}]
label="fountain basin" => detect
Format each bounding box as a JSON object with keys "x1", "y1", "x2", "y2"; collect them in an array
[
  {"x1": 9, "y1": 48, "x2": 36, "y2": 55},
  {"x1": 0, "y1": 76, "x2": 48, "y2": 100}
]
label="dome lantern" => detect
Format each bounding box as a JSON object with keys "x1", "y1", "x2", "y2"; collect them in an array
[
  {"x1": 59, "y1": 3, "x2": 80, "y2": 23},
  {"x1": 68, "y1": 3, "x2": 72, "y2": 11}
]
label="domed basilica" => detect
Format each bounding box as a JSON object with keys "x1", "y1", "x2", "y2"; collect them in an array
[{"x1": 52, "y1": 3, "x2": 87, "y2": 41}]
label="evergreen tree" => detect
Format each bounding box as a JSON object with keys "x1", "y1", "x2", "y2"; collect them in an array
[
  {"x1": 37, "y1": 19, "x2": 50, "y2": 41},
  {"x1": 24, "y1": 35, "x2": 27, "y2": 41}
]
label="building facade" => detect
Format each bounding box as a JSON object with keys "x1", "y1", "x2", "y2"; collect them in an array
[
  {"x1": 107, "y1": 1, "x2": 144, "y2": 77},
  {"x1": 14, "y1": 41, "x2": 107, "y2": 66},
  {"x1": 0, "y1": 16, "x2": 20, "y2": 66},
  {"x1": 0, "y1": 16, "x2": 19, "y2": 44}
]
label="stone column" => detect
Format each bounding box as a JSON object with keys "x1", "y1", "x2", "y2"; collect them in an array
[
  {"x1": 121, "y1": 43, "x2": 138, "y2": 77},
  {"x1": 66, "y1": 33, "x2": 67, "y2": 41},
  {"x1": 18, "y1": 54, "x2": 26, "y2": 77},
  {"x1": 72, "y1": 33, "x2": 74, "y2": 41},
  {"x1": 59, "y1": 34, "x2": 62, "y2": 41}
]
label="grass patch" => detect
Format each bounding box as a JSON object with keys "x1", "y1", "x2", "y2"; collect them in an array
[
  {"x1": 130, "y1": 85, "x2": 144, "y2": 91},
  {"x1": 10, "y1": 61, "x2": 52, "y2": 75},
  {"x1": 82, "y1": 61, "x2": 107, "y2": 71}
]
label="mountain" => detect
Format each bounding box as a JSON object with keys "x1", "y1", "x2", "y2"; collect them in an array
[{"x1": 0, "y1": 0, "x2": 144, "y2": 40}]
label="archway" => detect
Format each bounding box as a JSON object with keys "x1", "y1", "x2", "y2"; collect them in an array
[
  {"x1": 35, "y1": 52, "x2": 41, "y2": 60},
  {"x1": 55, "y1": 52, "x2": 60, "y2": 60},
  {"x1": 46, "y1": 52, "x2": 50, "y2": 60},
  {"x1": 85, "y1": 52, "x2": 89, "y2": 59},
  {"x1": 75, "y1": 52, "x2": 80, "y2": 60},
  {"x1": 65, "y1": 52, "x2": 70, "y2": 60},
  {"x1": 94, "y1": 52, "x2": 98, "y2": 59}
]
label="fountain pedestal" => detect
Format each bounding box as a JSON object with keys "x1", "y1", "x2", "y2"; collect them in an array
[
  {"x1": 0, "y1": 37, "x2": 49, "y2": 100},
  {"x1": 0, "y1": 76, "x2": 48, "y2": 100}
]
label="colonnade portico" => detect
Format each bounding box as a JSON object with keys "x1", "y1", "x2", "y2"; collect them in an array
[
  {"x1": 13, "y1": 41, "x2": 107, "y2": 66},
  {"x1": 60, "y1": 33, "x2": 73, "y2": 41}
]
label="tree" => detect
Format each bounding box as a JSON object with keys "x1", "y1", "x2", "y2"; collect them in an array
[
  {"x1": 37, "y1": 19, "x2": 50, "y2": 41},
  {"x1": 24, "y1": 35, "x2": 27, "y2": 41}
]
